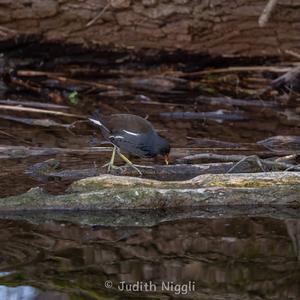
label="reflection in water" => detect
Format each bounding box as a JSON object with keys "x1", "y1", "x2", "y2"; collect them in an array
[
  {"x1": 0, "y1": 216, "x2": 299, "y2": 299},
  {"x1": 286, "y1": 220, "x2": 300, "y2": 261},
  {"x1": 0, "y1": 286, "x2": 69, "y2": 300},
  {"x1": 0, "y1": 272, "x2": 14, "y2": 277},
  {"x1": 0, "y1": 286, "x2": 38, "y2": 300}
]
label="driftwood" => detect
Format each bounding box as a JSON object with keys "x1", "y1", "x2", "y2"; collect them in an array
[
  {"x1": 160, "y1": 110, "x2": 247, "y2": 121},
  {"x1": 258, "y1": 136, "x2": 300, "y2": 151},
  {"x1": 178, "y1": 153, "x2": 300, "y2": 172},
  {"x1": 0, "y1": 146, "x2": 111, "y2": 159},
  {"x1": 27, "y1": 160, "x2": 300, "y2": 183},
  {"x1": 0, "y1": 114, "x2": 80, "y2": 128},
  {"x1": 15, "y1": 69, "x2": 190, "y2": 95},
  {"x1": 186, "y1": 137, "x2": 242, "y2": 148},
  {"x1": 0, "y1": 145, "x2": 291, "y2": 182},
  {"x1": 16, "y1": 70, "x2": 117, "y2": 91},
  {"x1": 0, "y1": 104, "x2": 85, "y2": 118},
  {"x1": 195, "y1": 96, "x2": 278, "y2": 108},
  {"x1": 0, "y1": 172, "x2": 299, "y2": 210},
  {"x1": 186, "y1": 66, "x2": 291, "y2": 77},
  {"x1": 117, "y1": 76, "x2": 188, "y2": 93},
  {"x1": 186, "y1": 137, "x2": 300, "y2": 155},
  {"x1": 25, "y1": 159, "x2": 246, "y2": 182},
  {"x1": 0, "y1": 99, "x2": 70, "y2": 110}
]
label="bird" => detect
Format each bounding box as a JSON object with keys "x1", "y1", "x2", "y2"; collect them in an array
[{"x1": 88, "y1": 112, "x2": 170, "y2": 174}]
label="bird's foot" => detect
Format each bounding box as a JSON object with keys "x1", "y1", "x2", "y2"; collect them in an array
[
  {"x1": 102, "y1": 162, "x2": 143, "y2": 175},
  {"x1": 102, "y1": 162, "x2": 123, "y2": 173},
  {"x1": 124, "y1": 163, "x2": 143, "y2": 176}
]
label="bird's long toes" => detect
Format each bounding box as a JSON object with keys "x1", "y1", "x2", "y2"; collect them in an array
[
  {"x1": 102, "y1": 162, "x2": 121, "y2": 173},
  {"x1": 102, "y1": 162, "x2": 143, "y2": 176},
  {"x1": 124, "y1": 163, "x2": 143, "y2": 176}
]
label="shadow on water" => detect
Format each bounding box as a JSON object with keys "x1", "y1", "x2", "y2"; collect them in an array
[{"x1": 0, "y1": 208, "x2": 300, "y2": 300}]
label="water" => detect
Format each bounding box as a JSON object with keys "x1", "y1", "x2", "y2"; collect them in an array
[
  {"x1": 0, "y1": 211, "x2": 299, "y2": 300},
  {"x1": 1, "y1": 46, "x2": 300, "y2": 300},
  {"x1": 1, "y1": 51, "x2": 300, "y2": 196}
]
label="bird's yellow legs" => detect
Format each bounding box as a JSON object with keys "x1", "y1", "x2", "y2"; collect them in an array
[
  {"x1": 103, "y1": 146, "x2": 142, "y2": 175},
  {"x1": 102, "y1": 145, "x2": 117, "y2": 172},
  {"x1": 117, "y1": 151, "x2": 142, "y2": 175}
]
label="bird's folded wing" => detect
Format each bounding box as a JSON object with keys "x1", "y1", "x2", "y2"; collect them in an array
[{"x1": 88, "y1": 112, "x2": 110, "y2": 133}]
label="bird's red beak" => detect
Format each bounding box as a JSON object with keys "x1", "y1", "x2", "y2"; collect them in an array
[{"x1": 164, "y1": 154, "x2": 169, "y2": 165}]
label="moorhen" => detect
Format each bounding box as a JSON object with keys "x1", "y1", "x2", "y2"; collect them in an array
[{"x1": 89, "y1": 112, "x2": 170, "y2": 174}]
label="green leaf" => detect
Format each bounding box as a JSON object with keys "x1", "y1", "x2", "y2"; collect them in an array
[{"x1": 68, "y1": 91, "x2": 79, "y2": 105}]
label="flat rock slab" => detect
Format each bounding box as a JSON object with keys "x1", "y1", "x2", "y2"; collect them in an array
[{"x1": 0, "y1": 172, "x2": 300, "y2": 210}]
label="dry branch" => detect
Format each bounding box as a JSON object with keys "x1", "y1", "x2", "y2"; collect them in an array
[
  {"x1": 16, "y1": 70, "x2": 117, "y2": 91},
  {"x1": 0, "y1": 105, "x2": 85, "y2": 118},
  {"x1": 178, "y1": 153, "x2": 300, "y2": 172},
  {"x1": 0, "y1": 114, "x2": 78, "y2": 128},
  {"x1": 258, "y1": 136, "x2": 300, "y2": 152},
  {"x1": 184, "y1": 66, "x2": 291, "y2": 77},
  {"x1": 0, "y1": 100, "x2": 70, "y2": 110},
  {"x1": 258, "y1": 0, "x2": 279, "y2": 27}
]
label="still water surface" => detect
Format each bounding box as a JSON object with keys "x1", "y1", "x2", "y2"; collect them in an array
[{"x1": 0, "y1": 210, "x2": 299, "y2": 300}]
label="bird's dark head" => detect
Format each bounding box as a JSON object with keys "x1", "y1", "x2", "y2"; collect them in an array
[{"x1": 156, "y1": 136, "x2": 171, "y2": 164}]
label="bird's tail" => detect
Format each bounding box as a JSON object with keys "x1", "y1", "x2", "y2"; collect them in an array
[{"x1": 88, "y1": 111, "x2": 110, "y2": 133}]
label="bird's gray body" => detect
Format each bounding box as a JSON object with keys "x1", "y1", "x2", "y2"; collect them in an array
[{"x1": 89, "y1": 113, "x2": 169, "y2": 158}]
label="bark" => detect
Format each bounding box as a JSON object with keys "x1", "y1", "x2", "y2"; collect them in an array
[{"x1": 1, "y1": 0, "x2": 300, "y2": 56}]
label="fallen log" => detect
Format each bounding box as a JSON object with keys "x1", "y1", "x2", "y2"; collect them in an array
[
  {"x1": 25, "y1": 160, "x2": 244, "y2": 182},
  {"x1": 0, "y1": 172, "x2": 299, "y2": 210},
  {"x1": 2, "y1": 0, "x2": 300, "y2": 57}
]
